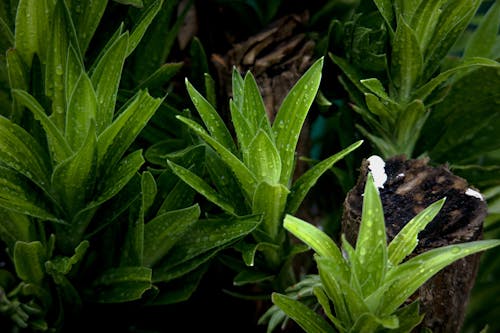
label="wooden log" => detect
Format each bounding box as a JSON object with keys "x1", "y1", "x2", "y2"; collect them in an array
[{"x1": 342, "y1": 155, "x2": 487, "y2": 332}]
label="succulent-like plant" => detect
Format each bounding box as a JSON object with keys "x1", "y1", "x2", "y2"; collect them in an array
[{"x1": 269, "y1": 173, "x2": 500, "y2": 332}]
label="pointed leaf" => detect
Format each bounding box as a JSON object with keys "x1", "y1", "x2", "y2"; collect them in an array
[
  {"x1": 273, "y1": 57, "x2": 323, "y2": 185},
  {"x1": 52, "y1": 124, "x2": 97, "y2": 216},
  {"x1": 388, "y1": 198, "x2": 445, "y2": 266},
  {"x1": 93, "y1": 266, "x2": 152, "y2": 303},
  {"x1": 372, "y1": 0, "x2": 394, "y2": 31},
  {"x1": 6, "y1": 48, "x2": 29, "y2": 123},
  {"x1": 12, "y1": 89, "x2": 72, "y2": 164},
  {"x1": 391, "y1": 16, "x2": 422, "y2": 101},
  {"x1": 230, "y1": 99, "x2": 253, "y2": 152},
  {"x1": 245, "y1": 130, "x2": 281, "y2": 184},
  {"x1": 66, "y1": 71, "x2": 98, "y2": 151},
  {"x1": 143, "y1": 204, "x2": 201, "y2": 267},
  {"x1": 272, "y1": 293, "x2": 335, "y2": 333},
  {"x1": 71, "y1": 0, "x2": 108, "y2": 53},
  {"x1": 410, "y1": 0, "x2": 447, "y2": 52},
  {"x1": 90, "y1": 32, "x2": 129, "y2": 133},
  {"x1": 252, "y1": 181, "x2": 289, "y2": 242},
  {"x1": 232, "y1": 67, "x2": 245, "y2": 110},
  {"x1": 287, "y1": 140, "x2": 363, "y2": 214},
  {"x1": 464, "y1": 1, "x2": 500, "y2": 59},
  {"x1": 379, "y1": 239, "x2": 500, "y2": 315},
  {"x1": 127, "y1": 0, "x2": 163, "y2": 56},
  {"x1": 167, "y1": 160, "x2": 236, "y2": 215},
  {"x1": 186, "y1": 79, "x2": 236, "y2": 152},
  {"x1": 243, "y1": 71, "x2": 272, "y2": 136}
]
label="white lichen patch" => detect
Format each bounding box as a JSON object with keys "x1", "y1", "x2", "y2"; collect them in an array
[
  {"x1": 465, "y1": 188, "x2": 484, "y2": 201},
  {"x1": 367, "y1": 155, "x2": 387, "y2": 189}
]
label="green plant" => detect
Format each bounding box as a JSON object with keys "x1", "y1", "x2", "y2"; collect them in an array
[
  {"x1": 168, "y1": 57, "x2": 362, "y2": 290},
  {"x1": 329, "y1": 0, "x2": 500, "y2": 158},
  {"x1": 269, "y1": 173, "x2": 500, "y2": 332}
]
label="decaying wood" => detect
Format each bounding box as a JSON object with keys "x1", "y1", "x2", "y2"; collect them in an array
[
  {"x1": 211, "y1": 12, "x2": 315, "y2": 181},
  {"x1": 342, "y1": 156, "x2": 487, "y2": 333}
]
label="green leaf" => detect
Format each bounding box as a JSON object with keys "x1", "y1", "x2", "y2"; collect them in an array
[
  {"x1": 360, "y1": 78, "x2": 390, "y2": 101},
  {"x1": 13, "y1": 241, "x2": 46, "y2": 284},
  {"x1": 354, "y1": 173, "x2": 387, "y2": 295},
  {"x1": 230, "y1": 99, "x2": 253, "y2": 153},
  {"x1": 167, "y1": 160, "x2": 236, "y2": 215},
  {"x1": 14, "y1": 0, "x2": 53, "y2": 66},
  {"x1": 46, "y1": 0, "x2": 81, "y2": 130},
  {"x1": 273, "y1": 57, "x2": 323, "y2": 185},
  {"x1": 388, "y1": 198, "x2": 445, "y2": 266},
  {"x1": 464, "y1": 1, "x2": 500, "y2": 59},
  {"x1": 0, "y1": 14, "x2": 14, "y2": 46},
  {"x1": 93, "y1": 266, "x2": 152, "y2": 303},
  {"x1": 252, "y1": 181, "x2": 289, "y2": 242},
  {"x1": 287, "y1": 140, "x2": 363, "y2": 214},
  {"x1": 395, "y1": 99, "x2": 427, "y2": 156},
  {"x1": 97, "y1": 90, "x2": 162, "y2": 173},
  {"x1": 272, "y1": 293, "x2": 335, "y2": 333},
  {"x1": 423, "y1": 0, "x2": 481, "y2": 80},
  {"x1": 66, "y1": 71, "x2": 98, "y2": 151},
  {"x1": 390, "y1": 301, "x2": 424, "y2": 333},
  {"x1": 113, "y1": 0, "x2": 143, "y2": 7},
  {"x1": 245, "y1": 130, "x2": 281, "y2": 184},
  {"x1": 349, "y1": 312, "x2": 399, "y2": 332},
  {"x1": 391, "y1": 16, "x2": 422, "y2": 101},
  {"x1": 314, "y1": 286, "x2": 344, "y2": 332},
  {"x1": 378, "y1": 239, "x2": 500, "y2": 315},
  {"x1": 0, "y1": 209, "x2": 33, "y2": 249},
  {"x1": 232, "y1": 67, "x2": 245, "y2": 110},
  {"x1": 0, "y1": 116, "x2": 50, "y2": 187},
  {"x1": 6, "y1": 48, "x2": 29, "y2": 123},
  {"x1": 410, "y1": 0, "x2": 446, "y2": 52},
  {"x1": 176, "y1": 115, "x2": 257, "y2": 198},
  {"x1": 413, "y1": 57, "x2": 500, "y2": 101},
  {"x1": 90, "y1": 31, "x2": 129, "y2": 134},
  {"x1": 185, "y1": 79, "x2": 236, "y2": 152},
  {"x1": 143, "y1": 204, "x2": 201, "y2": 267},
  {"x1": 242, "y1": 71, "x2": 272, "y2": 136},
  {"x1": 0, "y1": 165, "x2": 60, "y2": 222},
  {"x1": 71, "y1": 0, "x2": 108, "y2": 53},
  {"x1": 65, "y1": 45, "x2": 83, "y2": 105},
  {"x1": 372, "y1": 0, "x2": 394, "y2": 32},
  {"x1": 52, "y1": 124, "x2": 97, "y2": 216},
  {"x1": 159, "y1": 214, "x2": 261, "y2": 268},
  {"x1": 233, "y1": 270, "x2": 275, "y2": 286},
  {"x1": 127, "y1": 0, "x2": 163, "y2": 56},
  {"x1": 136, "y1": 62, "x2": 183, "y2": 91},
  {"x1": 45, "y1": 240, "x2": 89, "y2": 278},
  {"x1": 283, "y1": 215, "x2": 346, "y2": 273},
  {"x1": 12, "y1": 89, "x2": 72, "y2": 164}
]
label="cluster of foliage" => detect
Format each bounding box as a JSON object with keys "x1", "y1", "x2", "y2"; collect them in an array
[{"x1": 0, "y1": 0, "x2": 498, "y2": 332}]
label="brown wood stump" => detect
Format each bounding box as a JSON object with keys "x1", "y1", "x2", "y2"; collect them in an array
[{"x1": 342, "y1": 155, "x2": 487, "y2": 333}]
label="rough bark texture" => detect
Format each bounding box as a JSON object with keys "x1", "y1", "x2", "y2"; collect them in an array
[{"x1": 342, "y1": 155, "x2": 487, "y2": 333}]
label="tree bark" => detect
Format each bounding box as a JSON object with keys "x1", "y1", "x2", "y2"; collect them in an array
[{"x1": 342, "y1": 155, "x2": 487, "y2": 333}]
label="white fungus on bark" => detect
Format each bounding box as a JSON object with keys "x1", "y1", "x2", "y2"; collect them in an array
[
  {"x1": 465, "y1": 188, "x2": 484, "y2": 201},
  {"x1": 367, "y1": 155, "x2": 387, "y2": 189}
]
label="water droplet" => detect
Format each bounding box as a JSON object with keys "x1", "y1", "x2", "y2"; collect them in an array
[{"x1": 451, "y1": 246, "x2": 461, "y2": 254}]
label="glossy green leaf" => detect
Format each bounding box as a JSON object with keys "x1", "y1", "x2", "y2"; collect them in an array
[
  {"x1": 90, "y1": 31, "x2": 129, "y2": 133},
  {"x1": 13, "y1": 241, "x2": 46, "y2": 283},
  {"x1": 65, "y1": 45, "x2": 83, "y2": 110},
  {"x1": 283, "y1": 215, "x2": 346, "y2": 272},
  {"x1": 354, "y1": 173, "x2": 387, "y2": 295},
  {"x1": 410, "y1": 0, "x2": 446, "y2": 52},
  {"x1": 97, "y1": 90, "x2": 162, "y2": 173},
  {"x1": 388, "y1": 198, "x2": 445, "y2": 266},
  {"x1": 127, "y1": 0, "x2": 163, "y2": 56},
  {"x1": 273, "y1": 57, "x2": 323, "y2": 185},
  {"x1": 464, "y1": 1, "x2": 500, "y2": 59},
  {"x1": 314, "y1": 285, "x2": 344, "y2": 332},
  {"x1": 167, "y1": 160, "x2": 236, "y2": 215},
  {"x1": 0, "y1": 165, "x2": 59, "y2": 222},
  {"x1": 349, "y1": 312, "x2": 399, "y2": 332},
  {"x1": 287, "y1": 140, "x2": 363, "y2": 214},
  {"x1": 52, "y1": 124, "x2": 97, "y2": 216},
  {"x1": 186, "y1": 79, "x2": 236, "y2": 152},
  {"x1": 12, "y1": 89, "x2": 72, "y2": 164},
  {"x1": 230, "y1": 99, "x2": 253, "y2": 153},
  {"x1": 390, "y1": 301, "x2": 424, "y2": 333},
  {"x1": 272, "y1": 293, "x2": 335, "y2": 333},
  {"x1": 365, "y1": 93, "x2": 393, "y2": 120},
  {"x1": 394, "y1": 0, "x2": 420, "y2": 22},
  {"x1": 71, "y1": 0, "x2": 108, "y2": 53},
  {"x1": 372, "y1": 0, "x2": 394, "y2": 31},
  {"x1": 0, "y1": 116, "x2": 50, "y2": 187},
  {"x1": 141, "y1": 171, "x2": 157, "y2": 216},
  {"x1": 46, "y1": 0, "x2": 81, "y2": 130},
  {"x1": 391, "y1": 16, "x2": 422, "y2": 101},
  {"x1": 360, "y1": 78, "x2": 390, "y2": 101},
  {"x1": 329, "y1": 54, "x2": 369, "y2": 96},
  {"x1": 252, "y1": 181, "x2": 289, "y2": 242},
  {"x1": 0, "y1": 209, "x2": 33, "y2": 249},
  {"x1": 66, "y1": 71, "x2": 98, "y2": 151},
  {"x1": 395, "y1": 99, "x2": 426, "y2": 156},
  {"x1": 243, "y1": 71, "x2": 272, "y2": 136},
  {"x1": 93, "y1": 266, "x2": 152, "y2": 303},
  {"x1": 45, "y1": 240, "x2": 89, "y2": 278},
  {"x1": 378, "y1": 239, "x2": 500, "y2": 315},
  {"x1": 204, "y1": 73, "x2": 217, "y2": 107},
  {"x1": 234, "y1": 241, "x2": 280, "y2": 267},
  {"x1": 6, "y1": 48, "x2": 29, "y2": 123},
  {"x1": 136, "y1": 62, "x2": 183, "y2": 91},
  {"x1": 423, "y1": 0, "x2": 481, "y2": 80},
  {"x1": 160, "y1": 214, "x2": 261, "y2": 267},
  {"x1": 413, "y1": 57, "x2": 500, "y2": 101},
  {"x1": 245, "y1": 130, "x2": 281, "y2": 184},
  {"x1": 232, "y1": 67, "x2": 245, "y2": 110},
  {"x1": 176, "y1": 115, "x2": 257, "y2": 197},
  {"x1": 143, "y1": 204, "x2": 200, "y2": 267},
  {"x1": 113, "y1": 0, "x2": 143, "y2": 7},
  {"x1": 233, "y1": 269, "x2": 275, "y2": 286}
]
